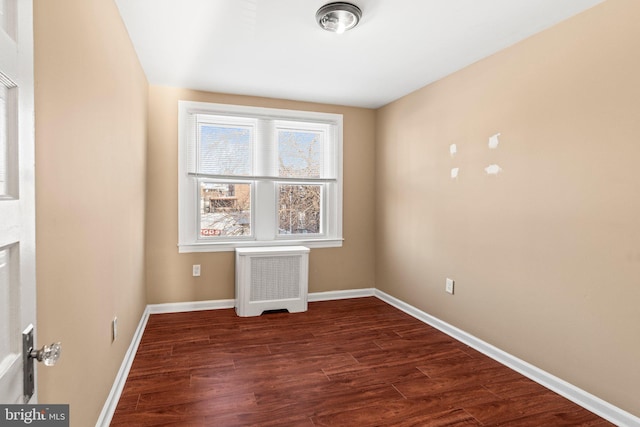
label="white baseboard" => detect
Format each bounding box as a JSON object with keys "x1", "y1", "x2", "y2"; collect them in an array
[
  {"x1": 146, "y1": 288, "x2": 377, "y2": 313},
  {"x1": 147, "y1": 298, "x2": 235, "y2": 314},
  {"x1": 97, "y1": 289, "x2": 639, "y2": 427},
  {"x1": 95, "y1": 306, "x2": 150, "y2": 427},
  {"x1": 374, "y1": 289, "x2": 640, "y2": 427},
  {"x1": 308, "y1": 287, "x2": 375, "y2": 302}
]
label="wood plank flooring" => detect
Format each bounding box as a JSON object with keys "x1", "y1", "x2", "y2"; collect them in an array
[{"x1": 110, "y1": 297, "x2": 613, "y2": 426}]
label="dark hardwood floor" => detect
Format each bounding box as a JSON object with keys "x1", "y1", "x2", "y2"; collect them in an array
[{"x1": 110, "y1": 297, "x2": 613, "y2": 426}]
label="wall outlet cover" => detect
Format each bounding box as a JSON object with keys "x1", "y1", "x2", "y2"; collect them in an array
[
  {"x1": 446, "y1": 278, "x2": 455, "y2": 294},
  {"x1": 112, "y1": 317, "x2": 118, "y2": 341}
]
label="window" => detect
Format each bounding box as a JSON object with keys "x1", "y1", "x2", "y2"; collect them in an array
[{"x1": 178, "y1": 101, "x2": 343, "y2": 252}]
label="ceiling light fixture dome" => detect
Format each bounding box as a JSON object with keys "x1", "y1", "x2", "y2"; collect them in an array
[{"x1": 316, "y1": 2, "x2": 362, "y2": 34}]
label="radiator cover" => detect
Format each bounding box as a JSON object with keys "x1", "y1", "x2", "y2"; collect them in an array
[{"x1": 235, "y1": 246, "x2": 310, "y2": 317}]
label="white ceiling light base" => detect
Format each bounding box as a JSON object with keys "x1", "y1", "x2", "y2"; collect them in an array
[{"x1": 316, "y1": 2, "x2": 362, "y2": 34}]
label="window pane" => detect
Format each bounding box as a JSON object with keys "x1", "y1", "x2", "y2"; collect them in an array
[
  {"x1": 200, "y1": 182, "x2": 251, "y2": 237},
  {"x1": 278, "y1": 130, "x2": 323, "y2": 178},
  {"x1": 278, "y1": 184, "x2": 321, "y2": 235},
  {"x1": 199, "y1": 124, "x2": 252, "y2": 175}
]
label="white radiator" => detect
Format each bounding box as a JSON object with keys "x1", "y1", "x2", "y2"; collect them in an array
[{"x1": 235, "y1": 246, "x2": 310, "y2": 317}]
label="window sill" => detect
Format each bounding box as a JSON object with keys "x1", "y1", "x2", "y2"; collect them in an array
[{"x1": 177, "y1": 238, "x2": 344, "y2": 253}]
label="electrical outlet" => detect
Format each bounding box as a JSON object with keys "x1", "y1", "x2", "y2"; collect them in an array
[
  {"x1": 193, "y1": 264, "x2": 201, "y2": 277},
  {"x1": 112, "y1": 317, "x2": 118, "y2": 342},
  {"x1": 445, "y1": 278, "x2": 455, "y2": 295}
]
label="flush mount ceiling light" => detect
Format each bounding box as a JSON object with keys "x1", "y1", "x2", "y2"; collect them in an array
[{"x1": 316, "y1": 2, "x2": 362, "y2": 34}]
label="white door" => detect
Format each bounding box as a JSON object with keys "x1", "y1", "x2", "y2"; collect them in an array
[{"x1": 0, "y1": 0, "x2": 36, "y2": 404}]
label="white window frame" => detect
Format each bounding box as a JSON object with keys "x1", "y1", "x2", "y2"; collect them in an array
[{"x1": 178, "y1": 101, "x2": 343, "y2": 253}]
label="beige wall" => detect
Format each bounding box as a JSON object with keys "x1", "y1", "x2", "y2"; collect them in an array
[
  {"x1": 34, "y1": 0, "x2": 148, "y2": 425},
  {"x1": 375, "y1": 0, "x2": 640, "y2": 416},
  {"x1": 146, "y1": 86, "x2": 376, "y2": 303}
]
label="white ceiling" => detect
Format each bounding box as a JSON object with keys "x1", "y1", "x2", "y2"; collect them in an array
[{"x1": 115, "y1": 0, "x2": 604, "y2": 109}]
